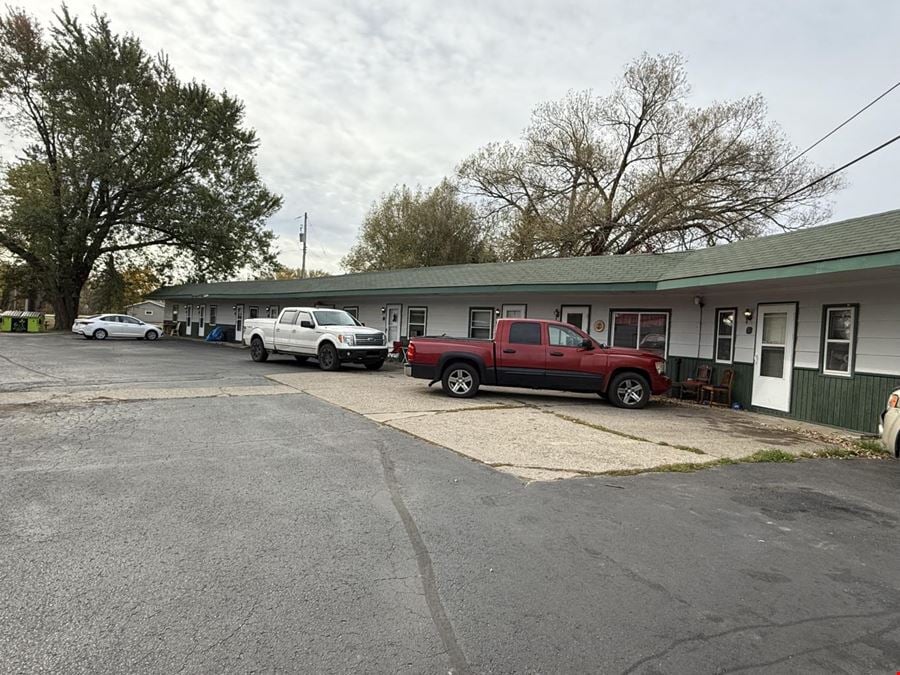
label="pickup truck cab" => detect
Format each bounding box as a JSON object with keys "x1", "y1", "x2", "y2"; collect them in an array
[
  {"x1": 243, "y1": 307, "x2": 388, "y2": 370},
  {"x1": 406, "y1": 318, "x2": 670, "y2": 408}
]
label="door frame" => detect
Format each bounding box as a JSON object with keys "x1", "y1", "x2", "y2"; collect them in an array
[
  {"x1": 751, "y1": 301, "x2": 798, "y2": 412},
  {"x1": 501, "y1": 303, "x2": 528, "y2": 319},
  {"x1": 184, "y1": 304, "x2": 194, "y2": 336},
  {"x1": 198, "y1": 304, "x2": 206, "y2": 337},
  {"x1": 560, "y1": 304, "x2": 591, "y2": 332},
  {"x1": 384, "y1": 303, "x2": 402, "y2": 343},
  {"x1": 234, "y1": 304, "x2": 245, "y2": 342}
]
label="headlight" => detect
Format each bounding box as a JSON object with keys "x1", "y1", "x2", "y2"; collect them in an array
[
  {"x1": 338, "y1": 334, "x2": 356, "y2": 346},
  {"x1": 654, "y1": 360, "x2": 666, "y2": 375}
]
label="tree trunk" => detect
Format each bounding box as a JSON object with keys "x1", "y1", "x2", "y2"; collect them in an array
[{"x1": 51, "y1": 281, "x2": 84, "y2": 331}]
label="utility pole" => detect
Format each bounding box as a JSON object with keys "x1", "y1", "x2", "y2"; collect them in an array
[{"x1": 298, "y1": 212, "x2": 308, "y2": 278}]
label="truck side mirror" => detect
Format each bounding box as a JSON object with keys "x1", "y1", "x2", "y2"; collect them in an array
[
  {"x1": 300, "y1": 320, "x2": 314, "y2": 329},
  {"x1": 580, "y1": 338, "x2": 594, "y2": 350}
]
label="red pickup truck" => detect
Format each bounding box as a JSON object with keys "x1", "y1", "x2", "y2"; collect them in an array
[{"x1": 405, "y1": 318, "x2": 670, "y2": 408}]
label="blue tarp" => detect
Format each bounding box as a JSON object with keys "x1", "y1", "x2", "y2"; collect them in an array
[{"x1": 205, "y1": 326, "x2": 224, "y2": 342}]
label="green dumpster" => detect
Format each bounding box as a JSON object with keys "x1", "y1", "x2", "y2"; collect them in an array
[
  {"x1": 24, "y1": 312, "x2": 45, "y2": 332},
  {"x1": 0, "y1": 311, "x2": 12, "y2": 332}
]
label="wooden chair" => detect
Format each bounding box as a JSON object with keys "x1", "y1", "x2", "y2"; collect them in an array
[
  {"x1": 701, "y1": 368, "x2": 735, "y2": 407},
  {"x1": 673, "y1": 364, "x2": 712, "y2": 401}
]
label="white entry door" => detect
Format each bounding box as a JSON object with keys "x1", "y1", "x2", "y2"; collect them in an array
[
  {"x1": 234, "y1": 304, "x2": 245, "y2": 342},
  {"x1": 385, "y1": 304, "x2": 402, "y2": 343},
  {"x1": 752, "y1": 303, "x2": 796, "y2": 412},
  {"x1": 184, "y1": 305, "x2": 193, "y2": 336},
  {"x1": 502, "y1": 304, "x2": 527, "y2": 319},
  {"x1": 561, "y1": 305, "x2": 590, "y2": 332},
  {"x1": 198, "y1": 305, "x2": 206, "y2": 337}
]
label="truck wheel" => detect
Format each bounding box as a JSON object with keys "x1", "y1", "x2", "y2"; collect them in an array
[
  {"x1": 293, "y1": 355, "x2": 308, "y2": 363},
  {"x1": 609, "y1": 372, "x2": 650, "y2": 409},
  {"x1": 318, "y1": 343, "x2": 340, "y2": 371},
  {"x1": 364, "y1": 360, "x2": 385, "y2": 371},
  {"x1": 250, "y1": 337, "x2": 269, "y2": 362},
  {"x1": 442, "y1": 362, "x2": 480, "y2": 398}
]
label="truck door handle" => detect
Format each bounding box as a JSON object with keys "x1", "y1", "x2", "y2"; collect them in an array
[
  {"x1": 549, "y1": 351, "x2": 564, "y2": 357},
  {"x1": 502, "y1": 349, "x2": 516, "y2": 354}
]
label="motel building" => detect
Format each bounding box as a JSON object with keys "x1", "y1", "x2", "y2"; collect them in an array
[{"x1": 151, "y1": 209, "x2": 900, "y2": 434}]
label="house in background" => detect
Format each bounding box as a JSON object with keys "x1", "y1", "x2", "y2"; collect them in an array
[
  {"x1": 149, "y1": 209, "x2": 900, "y2": 433},
  {"x1": 125, "y1": 299, "x2": 164, "y2": 325}
]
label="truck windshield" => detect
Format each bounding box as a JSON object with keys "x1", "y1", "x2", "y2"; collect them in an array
[{"x1": 313, "y1": 310, "x2": 356, "y2": 326}]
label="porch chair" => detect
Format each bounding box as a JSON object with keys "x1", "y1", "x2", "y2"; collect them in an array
[
  {"x1": 165, "y1": 321, "x2": 182, "y2": 337},
  {"x1": 672, "y1": 364, "x2": 712, "y2": 401},
  {"x1": 701, "y1": 368, "x2": 735, "y2": 407},
  {"x1": 390, "y1": 336, "x2": 411, "y2": 363}
]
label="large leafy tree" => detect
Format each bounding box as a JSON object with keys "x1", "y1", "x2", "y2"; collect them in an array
[
  {"x1": 459, "y1": 54, "x2": 841, "y2": 259},
  {"x1": 0, "y1": 7, "x2": 282, "y2": 328},
  {"x1": 342, "y1": 179, "x2": 496, "y2": 272}
]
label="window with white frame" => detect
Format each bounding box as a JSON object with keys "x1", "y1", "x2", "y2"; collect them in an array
[
  {"x1": 611, "y1": 311, "x2": 669, "y2": 357},
  {"x1": 407, "y1": 307, "x2": 427, "y2": 337},
  {"x1": 469, "y1": 307, "x2": 494, "y2": 339},
  {"x1": 343, "y1": 306, "x2": 359, "y2": 319},
  {"x1": 822, "y1": 305, "x2": 856, "y2": 376},
  {"x1": 249, "y1": 306, "x2": 259, "y2": 319},
  {"x1": 714, "y1": 309, "x2": 736, "y2": 363},
  {"x1": 144, "y1": 310, "x2": 154, "y2": 316},
  {"x1": 209, "y1": 305, "x2": 217, "y2": 325}
]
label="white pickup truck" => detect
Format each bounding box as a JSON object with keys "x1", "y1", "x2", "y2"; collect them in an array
[{"x1": 243, "y1": 307, "x2": 389, "y2": 370}]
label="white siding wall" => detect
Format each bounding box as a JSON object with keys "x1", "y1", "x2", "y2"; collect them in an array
[{"x1": 160, "y1": 274, "x2": 900, "y2": 376}]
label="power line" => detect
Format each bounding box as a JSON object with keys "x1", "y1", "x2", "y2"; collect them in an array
[
  {"x1": 687, "y1": 131, "x2": 900, "y2": 246},
  {"x1": 780, "y1": 79, "x2": 900, "y2": 170}
]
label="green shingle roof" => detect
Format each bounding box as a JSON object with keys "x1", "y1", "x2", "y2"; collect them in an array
[{"x1": 151, "y1": 209, "x2": 900, "y2": 300}]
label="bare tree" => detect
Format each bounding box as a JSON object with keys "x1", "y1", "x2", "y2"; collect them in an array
[{"x1": 458, "y1": 54, "x2": 842, "y2": 259}]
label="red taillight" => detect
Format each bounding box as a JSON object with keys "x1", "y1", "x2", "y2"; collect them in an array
[
  {"x1": 406, "y1": 342, "x2": 416, "y2": 362},
  {"x1": 889, "y1": 393, "x2": 899, "y2": 409}
]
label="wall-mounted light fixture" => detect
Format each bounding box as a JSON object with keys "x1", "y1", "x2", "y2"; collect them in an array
[
  {"x1": 231, "y1": 305, "x2": 237, "y2": 311},
  {"x1": 693, "y1": 295, "x2": 705, "y2": 307},
  {"x1": 743, "y1": 308, "x2": 753, "y2": 322},
  {"x1": 195, "y1": 305, "x2": 201, "y2": 310},
  {"x1": 494, "y1": 307, "x2": 501, "y2": 318},
  {"x1": 554, "y1": 308, "x2": 560, "y2": 320},
  {"x1": 380, "y1": 305, "x2": 386, "y2": 317}
]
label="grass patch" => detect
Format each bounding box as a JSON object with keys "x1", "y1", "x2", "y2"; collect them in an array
[
  {"x1": 741, "y1": 449, "x2": 796, "y2": 463},
  {"x1": 548, "y1": 412, "x2": 651, "y2": 443},
  {"x1": 854, "y1": 438, "x2": 888, "y2": 454},
  {"x1": 801, "y1": 443, "x2": 890, "y2": 460}
]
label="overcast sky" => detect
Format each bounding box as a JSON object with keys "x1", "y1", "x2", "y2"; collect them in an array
[{"x1": 26, "y1": 0, "x2": 900, "y2": 273}]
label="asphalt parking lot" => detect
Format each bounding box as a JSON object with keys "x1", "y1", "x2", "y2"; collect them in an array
[{"x1": 2, "y1": 334, "x2": 899, "y2": 673}]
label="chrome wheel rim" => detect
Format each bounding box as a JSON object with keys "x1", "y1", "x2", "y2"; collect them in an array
[
  {"x1": 617, "y1": 378, "x2": 644, "y2": 406},
  {"x1": 146, "y1": 331, "x2": 157, "y2": 341},
  {"x1": 95, "y1": 330, "x2": 106, "y2": 340},
  {"x1": 448, "y1": 369, "x2": 473, "y2": 394}
]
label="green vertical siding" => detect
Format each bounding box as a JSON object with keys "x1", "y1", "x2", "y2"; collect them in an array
[
  {"x1": 666, "y1": 357, "x2": 899, "y2": 433},
  {"x1": 789, "y1": 368, "x2": 900, "y2": 433}
]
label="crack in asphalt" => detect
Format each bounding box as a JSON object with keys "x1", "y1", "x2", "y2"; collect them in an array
[
  {"x1": 620, "y1": 608, "x2": 900, "y2": 674},
  {"x1": 0, "y1": 351, "x2": 65, "y2": 381},
  {"x1": 376, "y1": 437, "x2": 470, "y2": 675}
]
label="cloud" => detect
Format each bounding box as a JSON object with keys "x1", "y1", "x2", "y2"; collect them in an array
[{"x1": 24, "y1": 0, "x2": 900, "y2": 273}]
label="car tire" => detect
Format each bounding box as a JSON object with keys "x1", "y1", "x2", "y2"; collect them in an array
[
  {"x1": 145, "y1": 330, "x2": 159, "y2": 341},
  {"x1": 318, "y1": 343, "x2": 340, "y2": 371},
  {"x1": 609, "y1": 372, "x2": 650, "y2": 409},
  {"x1": 364, "y1": 360, "x2": 385, "y2": 371},
  {"x1": 442, "y1": 362, "x2": 480, "y2": 398},
  {"x1": 93, "y1": 328, "x2": 108, "y2": 340},
  {"x1": 293, "y1": 355, "x2": 309, "y2": 363},
  {"x1": 250, "y1": 337, "x2": 269, "y2": 362}
]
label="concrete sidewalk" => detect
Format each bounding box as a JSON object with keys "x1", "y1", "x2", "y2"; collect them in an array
[{"x1": 267, "y1": 368, "x2": 845, "y2": 480}]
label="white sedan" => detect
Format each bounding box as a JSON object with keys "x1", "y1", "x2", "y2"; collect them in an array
[
  {"x1": 72, "y1": 314, "x2": 162, "y2": 341},
  {"x1": 879, "y1": 388, "x2": 899, "y2": 458}
]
